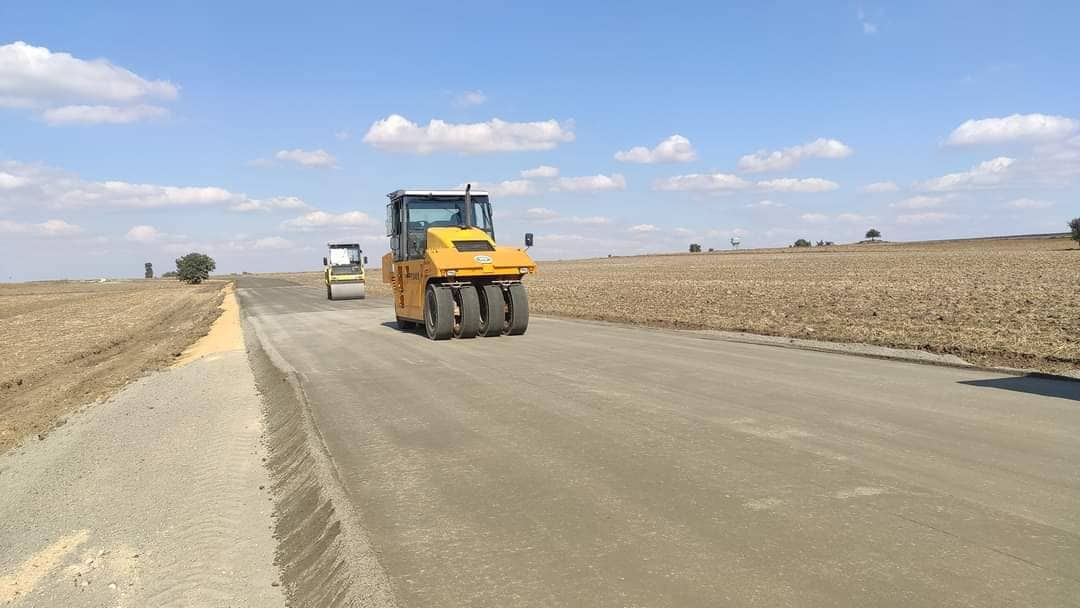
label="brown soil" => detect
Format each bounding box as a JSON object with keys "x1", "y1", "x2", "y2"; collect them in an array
[
  {"x1": 0, "y1": 279, "x2": 226, "y2": 453},
  {"x1": 529, "y1": 236, "x2": 1080, "y2": 374}
]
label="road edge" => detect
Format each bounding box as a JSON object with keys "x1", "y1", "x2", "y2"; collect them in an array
[{"x1": 243, "y1": 314, "x2": 399, "y2": 608}]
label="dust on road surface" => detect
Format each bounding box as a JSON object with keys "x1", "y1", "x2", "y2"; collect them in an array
[{"x1": 238, "y1": 276, "x2": 1080, "y2": 607}]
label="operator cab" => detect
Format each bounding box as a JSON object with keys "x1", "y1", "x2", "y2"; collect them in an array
[
  {"x1": 386, "y1": 189, "x2": 494, "y2": 261},
  {"x1": 324, "y1": 242, "x2": 364, "y2": 273}
]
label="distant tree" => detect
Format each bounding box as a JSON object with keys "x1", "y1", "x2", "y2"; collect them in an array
[
  {"x1": 689, "y1": 243, "x2": 702, "y2": 253},
  {"x1": 816, "y1": 240, "x2": 825, "y2": 246},
  {"x1": 144, "y1": 262, "x2": 153, "y2": 279},
  {"x1": 162, "y1": 271, "x2": 178, "y2": 278},
  {"x1": 865, "y1": 228, "x2": 882, "y2": 241},
  {"x1": 794, "y1": 238, "x2": 812, "y2": 247},
  {"x1": 174, "y1": 252, "x2": 216, "y2": 284},
  {"x1": 707, "y1": 247, "x2": 715, "y2": 252},
  {"x1": 1069, "y1": 218, "x2": 1080, "y2": 248}
]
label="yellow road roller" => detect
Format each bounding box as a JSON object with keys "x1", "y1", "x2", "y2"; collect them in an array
[
  {"x1": 381, "y1": 186, "x2": 536, "y2": 339},
  {"x1": 324, "y1": 242, "x2": 366, "y2": 300}
]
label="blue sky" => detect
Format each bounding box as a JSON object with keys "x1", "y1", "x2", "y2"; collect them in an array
[{"x1": 1, "y1": 1, "x2": 1077, "y2": 280}]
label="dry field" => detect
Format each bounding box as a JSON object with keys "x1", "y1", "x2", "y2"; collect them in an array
[
  {"x1": 0, "y1": 280, "x2": 224, "y2": 452},
  {"x1": 529, "y1": 236, "x2": 1080, "y2": 374}
]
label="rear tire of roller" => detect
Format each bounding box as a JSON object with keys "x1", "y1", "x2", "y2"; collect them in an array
[
  {"x1": 477, "y1": 284, "x2": 505, "y2": 337},
  {"x1": 504, "y1": 283, "x2": 529, "y2": 336},
  {"x1": 453, "y1": 285, "x2": 481, "y2": 339},
  {"x1": 425, "y1": 284, "x2": 453, "y2": 340}
]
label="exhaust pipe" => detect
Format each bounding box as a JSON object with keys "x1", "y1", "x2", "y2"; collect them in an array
[{"x1": 463, "y1": 183, "x2": 474, "y2": 228}]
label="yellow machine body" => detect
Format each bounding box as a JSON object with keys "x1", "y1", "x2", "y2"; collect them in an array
[{"x1": 382, "y1": 226, "x2": 535, "y2": 321}]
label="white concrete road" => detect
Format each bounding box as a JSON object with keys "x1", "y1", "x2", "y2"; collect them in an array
[{"x1": 238, "y1": 277, "x2": 1080, "y2": 608}]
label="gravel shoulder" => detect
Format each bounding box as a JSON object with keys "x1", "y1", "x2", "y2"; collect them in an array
[{"x1": 0, "y1": 288, "x2": 285, "y2": 607}]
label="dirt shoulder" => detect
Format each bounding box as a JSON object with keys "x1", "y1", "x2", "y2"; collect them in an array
[{"x1": 0, "y1": 279, "x2": 226, "y2": 453}]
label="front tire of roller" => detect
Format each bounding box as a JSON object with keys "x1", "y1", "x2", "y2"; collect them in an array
[
  {"x1": 477, "y1": 284, "x2": 505, "y2": 337},
  {"x1": 504, "y1": 283, "x2": 529, "y2": 336},
  {"x1": 453, "y1": 285, "x2": 480, "y2": 339},
  {"x1": 425, "y1": 284, "x2": 453, "y2": 340}
]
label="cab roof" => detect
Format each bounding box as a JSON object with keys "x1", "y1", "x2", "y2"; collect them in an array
[{"x1": 386, "y1": 188, "x2": 490, "y2": 199}]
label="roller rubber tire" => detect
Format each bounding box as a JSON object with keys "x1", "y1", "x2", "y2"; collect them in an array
[
  {"x1": 504, "y1": 283, "x2": 529, "y2": 336},
  {"x1": 453, "y1": 285, "x2": 481, "y2": 339},
  {"x1": 476, "y1": 284, "x2": 505, "y2": 337},
  {"x1": 425, "y1": 284, "x2": 453, "y2": 340}
]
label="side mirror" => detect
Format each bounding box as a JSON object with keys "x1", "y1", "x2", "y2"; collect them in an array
[
  {"x1": 525, "y1": 233, "x2": 534, "y2": 247},
  {"x1": 363, "y1": 256, "x2": 368, "y2": 265},
  {"x1": 322, "y1": 257, "x2": 328, "y2": 266}
]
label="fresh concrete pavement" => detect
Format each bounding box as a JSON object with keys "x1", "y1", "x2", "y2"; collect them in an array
[{"x1": 237, "y1": 276, "x2": 1080, "y2": 607}]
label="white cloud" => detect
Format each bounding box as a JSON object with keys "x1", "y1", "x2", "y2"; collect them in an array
[
  {"x1": 281, "y1": 210, "x2": 377, "y2": 231},
  {"x1": 835, "y1": 212, "x2": 873, "y2": 223},
  {"x1": 918, "y1": 157, "x2": 1014, "y2": 191},
  {"x1": 890, "y1": 195, "x2": 949, "y2": 209},
  {"x1": 125, "y1": 224, "x2": 161, "y2": 242},
  {"x1": 569, "y1": 216, "x2": 610, "y2": 225},
  {"x1": 746, "y1": 199, "x2": 785, "y2": 208},
  {"x1": 737, "y1": 138, "x2": 853, "y2": 173},
  {"x1": 0, "y1": 171, "x2": 29, "y2": 189},
  {"x1": 653, "y1": 172, "x2": 750, "y2": 192},
  {"x1": 861, "y1": 181, "x2": 899, "y2": 193},
  {"x1": 273, "y1": 148, "x2": 338, "y2": 168},
  {"x1": 896, "y1": 212, "x2": 956, "y2": 224},
  {"x1": 42, "y1": 103, "x2": 168, "y2": 125},
  {"x1": 0, "y1": 160, "x2": 310, "y2": 211},
  {"x1": 757, "y1": 177, "x2": 839, "y2": 192},
  {"x1": 230, "y1": 196, "x2": 310, "y2": 212},
  {"x1": 472, "y1": 179, "x2": 537, "y2": 197},
  {"x1": 857, "y1": 9, "x2": 878, "y2": 34},
  {"x1": 252, "y1": 236, "x2": 294, "y2": 250},
  {"x1": 946, "y1": 113, "x2": 1079, "y2": 146},
  {"x1": 0, "y1": 218, "x2": 83, "y2": 237},
  {"x1": 614, "y1": 134, "x2": 697, "y2": 164},
  {"x1": 801, "y1": 213, "x2": 829, "y2": 223},
  {"x1": 554, "y1": 173, "x2": 626, "y2": 192},
  {"x1": 0, "y1": 41, "x2": 178, "y2": 124},
  {"x1": 362, "y1": 114, "x2": 575, "y2": 154},
  {"x1": 525, "y1": 207, "x2": 559, "y2": 220},
  {"x1": 520, "y1": 165, "x2": 559, "y2": 178},
  {"x1": 1005, "y1": 198, "x2": 1054, "y2": 209},
  {"x1": 334, "y1": 130, "x2": 351, "y2": 141},
  {"x1": 454, "y1": 90, "x2": 487, "y2": 107},
  {"x1": 628, "y1": 224, "x2": 659, "y2": 232}
]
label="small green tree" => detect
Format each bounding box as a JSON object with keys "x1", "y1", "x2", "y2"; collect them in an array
[
  {"x1": 794, "y1": 238, "x2": 812, "y2": 247},
  {"x1": 865, "y1": 228, "x2": 881, "y2": 241},
  {"x1": 175, "y1": 252, "x2": 216, "y2": 284},
  {"x1": 689, "y1": 243, "x2": 702, "y2": 253},
  {"x1": 1069, "y1": 218, "x2": 1080, "y2": 248}
]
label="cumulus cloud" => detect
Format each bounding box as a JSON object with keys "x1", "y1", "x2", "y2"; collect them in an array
[
  {"x1": 334, "y1": 130, "x2": 351, "y2": 141},
  {"x1": 362, "y1": 114, "x2": 575, "y2": 154},
  {"x1": 554, "y1": 173, "x2": 626, "y2": 192},
  {"x1": 0, "y1": 218, "x2": 83, "y2": 236},
  {"x1": 801, "y1": 213, "x2": 828, "y2": 223},
  {"x1": 125, "y1": 224, "x2": 161, "y2": 242},
  {"x1": 524, "y1": 207, "x2": 611, "y2": 225},
  {"x1": 525, "y1": 207, "x2": 559, "y2": 220},
  {"x1": 917, "y1": 157, "x2": 1014, "y2": 191},
  {"x1": 454, "y1": 90, "x2": 487, "y2": 107},
  {"x1": 281, "y1": 210, "x2": 377, "y2": 231},
  {"x1": 737, "y1": 138, "x2": 853, "y2": 173},
  {"x1": 746, "y1": 199, "x2": 785, "y2": 208},
  {"x1": 835, "y1": 212, "x2": 873, "y2": 223},
  {"x1": 653, "y1": 172, "x2": 750, "y2": 192},
  {"x1": 0, "y1": 41, "x2": 178, "y2": 124},
  {"x1": 946, "y1": 113, "x2": 1079, "y2": 146},
  {"x1": 467, "y1": 179, "x2": 538, "y2": 197},
  {"x1": 628, "y1": 224, "x2": 659, "y2": 233},
  {"x1": 1004, "y1": 198, "x2": 1054, "y2": 209},
  {"x1": 801, "y1": 212, "x2": 873, "y2": 223},
  {"x1": 272, "y1": 148, "x2": 338, "y2": 168},
  {"x1": 614, "y1": 134, "x2": 697, "y2": 164},
  {"x1": 252, "y1": 236, "x2": 294, "y2": 250},
  {"x1": 520, "y1": 165, "x2": 559, "y2": 178},
  {"x1": 0, "y1": 160, "x2": 309, "y2": 211},
  {"x1": 757, "y1": 177, "x2": 839, "y2": 192},
  {"x1": 861, "y1": 181, "x2": 899, "y2": 193}
]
